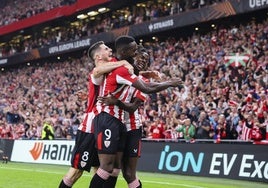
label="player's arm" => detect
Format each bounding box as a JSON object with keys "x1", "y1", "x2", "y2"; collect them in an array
[
  {"x1": 144, "y1": 81, "x2": 184, "y2": 88},
  {"x1": 117, "y1": 98, "x2": 142, "y2": 113},
  {"x1": 116, "y1": 66, "x2": 182, "y2": 94},
  {"x1": 93, "y1": 60, "x2": 133, "y2": 78},
  {"x1": 132, "y1": 78, "x2": 182, "y2": 94},
  {"x1": 98, "y1": 95, "x2": 142, "y2": 113}
]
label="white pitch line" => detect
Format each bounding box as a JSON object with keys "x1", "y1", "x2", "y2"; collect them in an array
[
  {"x1": 0, "y1": 166, "x2": 64, "y2": 174},
  {"x1": 0, "y1": 166, "x2": 207, "y2": 188},
  {"x1": 140, "y1": 179, "x2": 207, "y2": 188}
]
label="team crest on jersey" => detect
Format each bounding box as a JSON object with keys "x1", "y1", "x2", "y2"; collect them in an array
[
  {"x1": 104, "y1": 140, "x2": 111, "y2": 148},
  {"x1": 80, "y1": 161, "x2": 87, "y2": 168}
]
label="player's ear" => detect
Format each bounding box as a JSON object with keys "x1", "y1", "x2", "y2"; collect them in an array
[{"x1": 95, "y1": 54, "x2": 101, "y2": 60}]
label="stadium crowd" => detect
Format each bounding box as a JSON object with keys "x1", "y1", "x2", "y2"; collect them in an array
[
  {"x1": 0, "y1": 0, "x2": 76, "y2": 27},
  {"x1": 0, "y1": 13, "x2": 267, "y2": 142},
  {"x1": 0, "y1": 0, "x2": 63, "y2": 26},
  {"x1": 0, "y1": 0, "x2": 224, "y2": 57}
]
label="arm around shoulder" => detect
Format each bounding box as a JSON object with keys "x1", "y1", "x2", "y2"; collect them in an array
[
  {"x1": 93, "y1": 60, "x2": 133, "y2": 78},
  {"x1": 132, "y1": 77, "x2": 182, "y2": 94}
]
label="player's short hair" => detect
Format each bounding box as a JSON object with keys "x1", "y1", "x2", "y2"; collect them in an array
[
  {"x1": 87, "y1": 41, "x2": 104, "y2": 60},
  {"x1": 137, "y1": 44, "x2": 146, "y2": 53},
  {"x1": 115, "y1": 35, "x2": 135, "y2": 50}
]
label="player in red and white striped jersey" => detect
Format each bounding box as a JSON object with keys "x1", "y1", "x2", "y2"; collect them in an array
[
  {"x1": 89, "y1": 36, "x2": 181, "y2": 188},
  {"x1": 98, "y1": 44, "x2": 154, "y2": 188},
  {"x1": 59, "y1": 41, "x2": 134, "y2": 188}
]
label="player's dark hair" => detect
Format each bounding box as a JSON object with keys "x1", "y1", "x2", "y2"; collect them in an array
[
  {"x1": 115, "y1": 35, "x2": 135, "y2": 50},
  {"x1": 87, "y1": 41, "x2": 104, "y2": 60},
  {"x1": 137, "y1": 44, "x2": 146, "y2": 53}
]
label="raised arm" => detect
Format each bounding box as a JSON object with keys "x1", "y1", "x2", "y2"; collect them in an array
[{"x1": 93, "y1": 60, "x2": 133, "y2": 78}]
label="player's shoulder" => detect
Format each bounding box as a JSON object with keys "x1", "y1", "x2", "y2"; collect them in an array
[
  {"x1": 111, "y1": 66, "x2": 129, "y2": 75},
  {"x1": 115, "y1": 65, "x2": 128, "y2": 71}
]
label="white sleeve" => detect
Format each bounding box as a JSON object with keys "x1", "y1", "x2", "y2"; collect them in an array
[{"x1": 91, "y1": 74, "x2": 104, "y2": 85}]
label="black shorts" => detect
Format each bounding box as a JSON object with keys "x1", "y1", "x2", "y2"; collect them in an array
[
  {"x1": 93, "y1": 112, "x2": 127, "y2": 154},
  {"x1": 71, "y1": 130, "x2": 99, "y2": 172},
  {"x1": 124, "y1": 128, "x2": 142, "y2": 157}
]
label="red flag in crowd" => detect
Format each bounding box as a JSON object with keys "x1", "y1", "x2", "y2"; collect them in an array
[
  {"x1": 224, "y1": 53, "x2": 250, "y2": 67},
  {"x1": 241, "y1": 121, "x2": 252, "y2": 141},
  {"x1": 211, "y1": 36, "x2": 217, "y2": 44},
  {"x1": 228, "y1": 100, "x2": 238, "y2": 107},
  {"x1": 250, "y1": 34, "x2": 256, "y2": 43}
]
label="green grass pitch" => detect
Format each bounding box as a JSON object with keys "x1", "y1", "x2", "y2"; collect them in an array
[{"x1": 0, "y1": 162, "x2": 267, "y2": 188}]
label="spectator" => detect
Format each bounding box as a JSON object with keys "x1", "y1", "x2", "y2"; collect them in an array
[
  {"x1": 149, "y1": 118, "x2": 166, "y2": 139},
  {"x1": 62, "y1": 119, "x2": 74, "y2": 140},
  {"x1": 176, "y1": 118, "x2": 196, "y2": 142},
  {"x1": 41, "y1": 119, "x2": 54, "y2": 140},
  {"x1": 0, "y1": 0, "x2": 225, "y2": 57},
  {"x1": 54, "y1": 119, "x2": 65, "y2": 139},
  {"x1": 195, "y1": 111, "x2": 212, "y2": 139}
]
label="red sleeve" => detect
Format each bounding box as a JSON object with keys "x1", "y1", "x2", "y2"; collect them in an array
[
  {"x1": 113, "y1": 66, "x2": 138, "y2": 85},
  {"x1": 133, "y1": 90, "x2": 147, "y2": 101}
]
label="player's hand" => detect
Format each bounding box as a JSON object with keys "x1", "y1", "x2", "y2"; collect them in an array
[
  {"x1": 140, "y1": 71, "x2": 162, "y2": 81},
  {"x1": 98, "y1": 94, "x2": 118, "y2": 105},
  {"x1": 125, "y1": 64, "x2": 134, "y2": 74},
  {"x1": 121, "y1": 60, "x2": 134, "y2": 74},
  {"x1": 169, "y1": 78, "x2": 183, "y2": 87}
]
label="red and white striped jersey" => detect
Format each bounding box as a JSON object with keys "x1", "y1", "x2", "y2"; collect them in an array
[
  {"x1": 78, "y1": 72, "x2": 103, "y2": 133},
  {"x1": 94, "y1": 66, "x2": 138, "y2": 121},
  {"x1": 124, "y1": 76, "x2": 148, "y2": 131}
]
